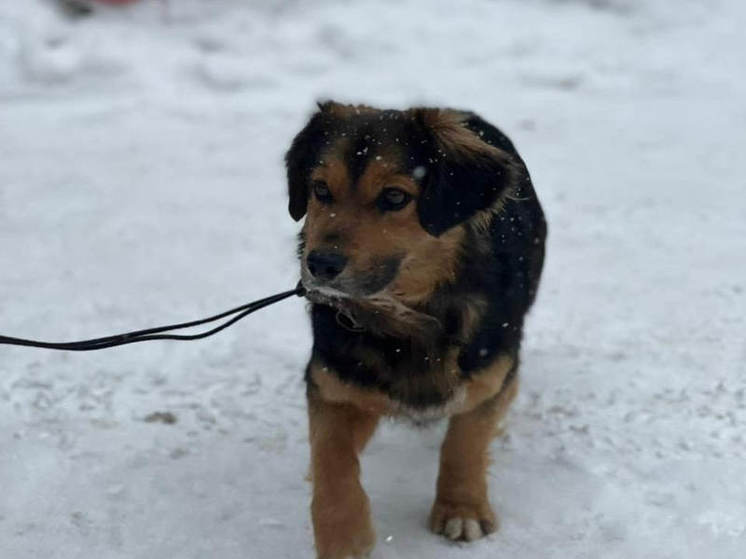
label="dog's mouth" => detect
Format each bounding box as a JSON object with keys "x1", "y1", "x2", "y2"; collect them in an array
[
  {"x1": 303, "y1": 284, "x2": 354, "y2": 311},
  {"x1": 303, "y1": 284, "x2": 365, "y2": 329},
  {"x1": 303, "y1": 283, "x2": 349, "y2": 301},
  {"x1": 303, "y1": 282, "x2": 442, "y2": 339},
  {"x1": 301, "y1": 256, "x2": 402, "y2": 300}
]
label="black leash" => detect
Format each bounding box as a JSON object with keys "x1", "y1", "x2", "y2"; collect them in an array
[{"x1": 0, "y1": 285, "x2": 305, "y2": 352}]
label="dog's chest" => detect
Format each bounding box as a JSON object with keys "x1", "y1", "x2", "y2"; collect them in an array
[{"x1": 310, "y1": 353, "x2": 514, "y2": 421}]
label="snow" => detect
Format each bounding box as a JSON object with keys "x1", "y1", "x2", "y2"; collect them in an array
[{"x1": 1, "y1": 0, "x2": 745, "y2": 557}]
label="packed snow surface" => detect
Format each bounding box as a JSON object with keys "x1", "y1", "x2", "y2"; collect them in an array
[{"x1": 1, "y1": 1, "x2": 745, "y2": 558}]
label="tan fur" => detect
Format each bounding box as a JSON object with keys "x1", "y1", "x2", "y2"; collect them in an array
[
  {"x1": 310, "y1": 362, "x2": 392, "y2": 415},
  {"x1": 307, "y1": 386, "x2": 381, "y2": 559},
  {"x1": 459, "y1": 353, "x2": 515, "y2": 413},
  {"x1": 469, "y1": 198, "x2": 510, "y2": 234},
  {"x1": 430, "y1": 372, "x2": 518, "y2": 540},
  {"x1": 412, "y1": 108, "x2": 506, "y2": 162},
  {"x1": 310, "y1": 156, "x2": 350, "y2": 198},
  {"x1": 305, "y1": 148, "x2": 466, "y2": 313},
  {"x1": 457, "y1": 294, "x2": 489, "y2": 342},
  {"x1": 355, "y1": 156, "x2": 419, "y2": 200},
  {"x1": 388, "y1": 224, "x2": 464, "y2": 306}
]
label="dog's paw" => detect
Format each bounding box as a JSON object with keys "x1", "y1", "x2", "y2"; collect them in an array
[{"x1": 429, "y1": 499, "x2": 497, "y2": 542}]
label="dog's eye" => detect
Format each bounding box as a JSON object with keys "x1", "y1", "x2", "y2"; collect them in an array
[
  {"x1": 377, "y1": 188, "x2": 411, "y2": 212},
  {"x1": 313, "y1": 181, "x2": 333, "y2": 203}
]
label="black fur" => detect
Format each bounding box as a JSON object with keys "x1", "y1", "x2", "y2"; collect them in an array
[
  {"x1": 412, "y1": 113, "x2": 516, "y2": 236},
  {"x1": 286, "y1": 109, "x2": 329, "y2": 221}
]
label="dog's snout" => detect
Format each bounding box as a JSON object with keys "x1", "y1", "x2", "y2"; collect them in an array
[{"x1": 307, "y1": 250, "x2": 347, "y2": 281}]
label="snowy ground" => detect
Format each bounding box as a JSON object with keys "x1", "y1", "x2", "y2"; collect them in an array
[{"x1": 1, "y1": 1, "x2": 745, "y2": 557}]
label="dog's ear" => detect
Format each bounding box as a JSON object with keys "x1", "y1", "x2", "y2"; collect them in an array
[
  {"x1": 411, "y1": 109, "x2": 517, "y2": 236},
  {"x1": 285, "y1": 103, "x2": 331, "y2": 221}
]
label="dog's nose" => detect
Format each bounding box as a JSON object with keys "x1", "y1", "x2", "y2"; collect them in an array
[{"x1": 307, "y1": 250, "x2": 347, "y2": 281}]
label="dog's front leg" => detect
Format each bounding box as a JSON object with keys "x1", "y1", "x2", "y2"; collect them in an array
[
  {"x1": 308, "y1": 385, "x2": 380, "y2": 559},
  {"x1": 430, "y1": 373, "x2": 518, "y2": 542}
]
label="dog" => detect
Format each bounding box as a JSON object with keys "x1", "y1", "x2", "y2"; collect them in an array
[{"x1": 285, "y1": 101, "x2": 546, "y2": 558}]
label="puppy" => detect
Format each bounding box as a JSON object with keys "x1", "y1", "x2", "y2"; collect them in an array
[{"x1": 285, "y1": 102, "x2": 546, "y2": 558}]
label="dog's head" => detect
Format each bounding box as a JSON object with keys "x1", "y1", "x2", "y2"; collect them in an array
[{"x1": 286, "y1": 102, "x2": 517, "y2": 305}]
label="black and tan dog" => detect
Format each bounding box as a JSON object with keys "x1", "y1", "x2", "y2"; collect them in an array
[{"x1": 286, "y1": 102, "x2": 546, "y2": 558}]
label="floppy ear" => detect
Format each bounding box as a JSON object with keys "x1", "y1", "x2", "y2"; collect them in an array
[
  {"x1": 284, "y1": 105, "x2": 329, "y2": 221},
  {"x1": 412, "y1": 109, "x2": 517, "y2": 236}
]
